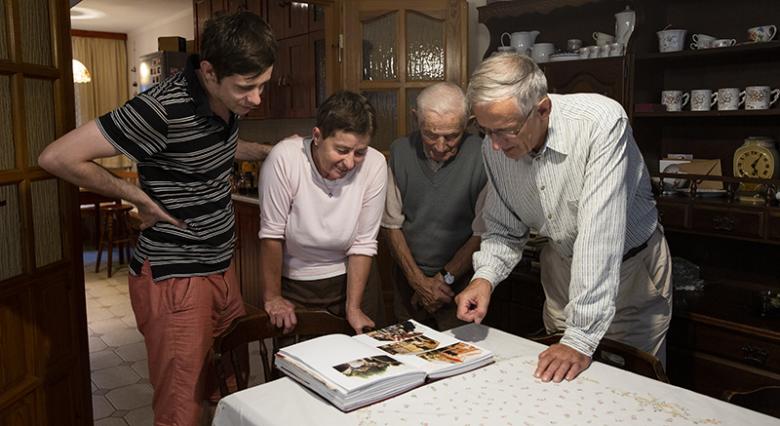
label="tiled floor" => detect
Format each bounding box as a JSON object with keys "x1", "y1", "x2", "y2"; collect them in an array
[
  {"x1": 84, "y1": 252, "x2": 154, "y2": 426},
  {"x1": 84, "y1": 250, "x2": 265, "y2": 426}
]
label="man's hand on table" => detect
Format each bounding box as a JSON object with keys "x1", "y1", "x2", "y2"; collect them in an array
[
  {"x1": 454, "y1": 278, "x2": 492, "y2": 324},
  {"x1": 535, "y1": 343, "x2": 592, "y2": 382}
]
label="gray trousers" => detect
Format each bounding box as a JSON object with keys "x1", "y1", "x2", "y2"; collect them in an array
[{"x1": 540, "y1": 227, "x2": 673, "y2": 366}]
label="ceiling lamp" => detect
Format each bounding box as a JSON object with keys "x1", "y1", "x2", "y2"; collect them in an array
[{"x1": 72, "y1": 59, "x2": 91, "y2": 83}]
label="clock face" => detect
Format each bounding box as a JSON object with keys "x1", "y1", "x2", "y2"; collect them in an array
[{"x1": 735, "y1": 149, "x2": 774, "y2": 178}]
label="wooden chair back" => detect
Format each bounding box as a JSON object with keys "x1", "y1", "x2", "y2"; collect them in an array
[
  {"x1": 213, "y1": 307, "x2": 353, "y2": 396},
  {"x1": 532, "y1": 333, "x2": 670, "y2": 383},
  {"x1": 723, "y1": 386, "x2": 780, "y2": 418}
]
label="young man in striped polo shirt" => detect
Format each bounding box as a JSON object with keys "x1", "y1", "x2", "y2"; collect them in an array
[{"x1": 40, "y1": 12, "x2": 277, "y2": 426}]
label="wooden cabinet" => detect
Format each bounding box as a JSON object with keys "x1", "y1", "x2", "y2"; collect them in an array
[
  {"x1": 193, "y1": 0, "x2": 328, "y2": 120},
  {"x1": 478, "y1": 0, "x2": 780, "y2": 399},
  {"x1": 668, "y1": 284, "x2": 780, "y2": 398},
  {"x1": 478, "y1": 0, "x2": 630, "y2": 109}
]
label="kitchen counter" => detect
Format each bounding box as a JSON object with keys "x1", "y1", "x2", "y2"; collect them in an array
[{"x1": 232, "y1": 190, "x2": 259, "y2": 205}]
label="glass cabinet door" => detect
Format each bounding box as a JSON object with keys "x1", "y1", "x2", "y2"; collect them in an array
[{"x1": 345, "y1": 0, "x2": 468, "y2": 152}]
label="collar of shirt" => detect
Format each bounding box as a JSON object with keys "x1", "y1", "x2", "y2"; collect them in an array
[
  {"x1": 184, "y1": 55, "x2": 237, "y2": 129},
  {"x1": 535, "y1": 94, "x2": 570, "y2": 159}
]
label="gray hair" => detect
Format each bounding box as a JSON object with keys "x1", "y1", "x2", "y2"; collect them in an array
[
  {"x1": 466, "y1": 53, "x2": 548, "y2": 116},
  {"x1": 415, "y1": 82, "x2": 469, "y2": 126}
]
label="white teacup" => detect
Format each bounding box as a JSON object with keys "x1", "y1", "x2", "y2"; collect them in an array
[
  {"x1": 690, "y1": 33, "x2": 716, "y2": 49},
  {"x1": 690, "y1": 89, "x2": 718, "y2": 111},
  {"x1": 661, "y1": 90, "x2": 690, "y2": 112},
  {"x1": 608, "y1": 42, "x2": 624, "y2": 57},
  {"x1": 592, "y1": 32, "x2": 616, "y2": 47},
  {"x1": 748, "y1": 25, "x2": 777, "y2": 42},
  {"x1": 598, "y1": 44, "x2": 611, "y2": 58},
  {"x1": 657, "y1": 29, "x2": 687, "y2": 52},
  {"x1": 745, "y1": 86, "x2": 780, "y2": 110},
  {"x1": 711, "y1": 38, "x2": 736, "y2": 48},
  {"x1": 578, "y1": 47, "x2": 590, "y2": 59},
  {"x1": 586, "y1": 45, "x2": 600, "y2": 58},
  {"x1": 567, "y1": 39, "x2": 583, "y2": 52},
  {"x1": 717, "y1": 88, "x2": 746, "y2": 110},
  {"x1": 531, "y1": 43, "x2": 555, "y2": 63}
]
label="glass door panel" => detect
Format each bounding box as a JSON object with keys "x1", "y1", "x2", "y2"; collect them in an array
[
  {"x1": 19, "y1": 0, "x2": 52, "y2": 66},
  {"x1": 0, "y1": 1, "x2": 7, "y2": 60},
  {"x1": 31, "y1": 179, "x2": 62, "y2": 267},
  {"x1": 24, "y1": 78, "x2": 56, "y2": 167},
  {"x1": 0, "y1": 75, "x2": 14, "y2": 170},
  {"x1": 0, "y1": 184, "x2": 22, "y2": 281},
  {"x1": 406, "y1": 11, "x2": 445, "y2": 81},
  {"x1": 405, "y1": 88, "x2": 423, "y2": 135},
  {"x1": 362, "y1": 12, "x2": 398, "y2": 81},
  {"x1": 363, "y1": 90, "x2": 398, "y2": 153}
]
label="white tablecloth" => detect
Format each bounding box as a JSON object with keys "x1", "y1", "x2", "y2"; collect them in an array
[{"x1": 213, "y1": 324, "x2": 779, "y2": 426}]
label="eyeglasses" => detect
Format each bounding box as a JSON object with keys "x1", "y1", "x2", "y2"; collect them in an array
[{"x1": 477, "y1": 104, "x2": 536, "y2": 141}]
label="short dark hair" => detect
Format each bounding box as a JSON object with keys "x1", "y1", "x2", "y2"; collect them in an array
[
  {"x1": 316, "y1": 91, "x2": 377, "y2": 140},
  {"x1": 200, "y1": 12, "x2": 277, "y2": 81}
]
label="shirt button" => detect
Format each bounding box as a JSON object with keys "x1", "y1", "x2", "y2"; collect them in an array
[
  {"x1": 540, "y1": 185, "x2": 545, "y2": 191},
  {"x1": 547, "y1": 214, "x2": 552, "y2": 219}
]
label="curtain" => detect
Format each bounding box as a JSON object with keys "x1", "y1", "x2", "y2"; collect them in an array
[{"x1": 72, "y1": 36, "x2": 132, "y2": 169}]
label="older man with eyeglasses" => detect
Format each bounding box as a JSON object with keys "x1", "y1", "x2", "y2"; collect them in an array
[
  {"x1": 381, "y1": 82, "x2": 488, "y2": 331},
  {"x1": 455, "y1": 53, "x2": 672, "y2": 383}
]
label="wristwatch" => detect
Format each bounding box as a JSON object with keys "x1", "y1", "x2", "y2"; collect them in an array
[{"x1": 440, "y1": 269, "x2": 455, "y2": 286}]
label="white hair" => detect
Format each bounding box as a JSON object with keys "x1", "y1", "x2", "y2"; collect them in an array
[
  {"x1": 415, "y1": 82, "x2": 469, "y2": 126},
  {"x1": 466, "y1": 53, "x2": 548, "y2": 116}
]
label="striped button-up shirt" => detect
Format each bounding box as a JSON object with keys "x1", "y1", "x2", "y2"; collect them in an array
[{"x1": 473, "y1": 93, "x2": 658, "y2": 355}]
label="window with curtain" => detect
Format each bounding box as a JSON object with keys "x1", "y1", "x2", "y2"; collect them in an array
[{"x1": 71, "y1": 35, "x2": 131, "y2": 169}]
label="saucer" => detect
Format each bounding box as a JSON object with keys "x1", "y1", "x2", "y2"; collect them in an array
[{"x1": 549, "y1": 53, "x2": 580, "y2": 62}]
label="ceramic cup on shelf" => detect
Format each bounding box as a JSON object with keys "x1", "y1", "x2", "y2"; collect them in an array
[
  {"x1": 578, "y1": 46, "x2": 590, "y2": 59},
  {"x1": 747, "y1": 24, "x2": 777, "y2": 42},
  {"x1": 531, "y1": 43, "x2": 555, "y2": 63},
  {"x1": 690, "y1": 89, "x2": 718, "y2": 111},
  {"x1": 598, "y1": 44, "x2": 611, "y2": 58},
  {"x1": 690, "y1": 33, "x2": 716, "y2": 49},
  {"x1": 593, "y1": 32, "x2": 616, "y2": 46},
  {"x1": 711, "y1": 38, "x2": 737, "y2": 48},
  {"x1": 586, "y1": 45, "x2": 600, "y2": 58},
  {"x1": 661, "y1": 90, "x2": 690, "y2": 112},
  {"x1": 657, "y1": 29, "x2": 687, "y2": 52},
  {"x1": 745, "y1": 86, "x2": 780, "y2": 110},
  {"x1": 717, "y1": 88, "x2": 746, "y2": 110},
  {"x1": 608, "y1": 42, "x2": 624, "y2": 57},
  {"x1": 567, "y1": 38, "x2": 583, "y2": 52}
]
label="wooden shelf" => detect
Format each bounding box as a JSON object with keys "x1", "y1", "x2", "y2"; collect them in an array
[
  {"x1": 634, "y1": 109, "x2": 780, "y2": 118},
  {"x1": 635, "y1": 41, "x2": 780, "y2": 63}
]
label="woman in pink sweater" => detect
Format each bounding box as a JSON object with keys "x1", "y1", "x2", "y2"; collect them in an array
[{"x1": 258, "y1": 91, "x2": 387, "y2": 334}]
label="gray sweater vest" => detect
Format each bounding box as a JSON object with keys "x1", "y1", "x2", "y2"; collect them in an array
[{"x1": 390, "y1": 131, "x2": 487, "y2": 276}]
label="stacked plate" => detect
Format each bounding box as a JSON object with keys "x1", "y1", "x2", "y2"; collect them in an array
[{"x1": 549, "y1": 53, "x2": 580, "y2": 62}]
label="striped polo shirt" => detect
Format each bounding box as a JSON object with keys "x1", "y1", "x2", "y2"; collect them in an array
[
  {"x1": 97, "y1": 55, "x2": 238, "y2": 281},
  {"x1": 473, "y1": 93, "x2": 658, "y2": 355}
]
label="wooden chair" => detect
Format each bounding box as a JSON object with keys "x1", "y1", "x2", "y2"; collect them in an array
[
  {"x1": 95, "y1": 204, "x2": 134, "y2": 277},
  {"x1": 531, "y1": 333, "x2": 670, "y2": 383},
  {"x1": 212, "y1": 307, "x2": 353, "y2": 397},
  {"x1": 723, "y1": 386, "x2": 780, "y2": 418}
]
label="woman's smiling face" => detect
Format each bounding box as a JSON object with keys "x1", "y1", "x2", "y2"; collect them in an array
[{"x1": 311, "y1": 128, "x2": 371, "y2": 180}]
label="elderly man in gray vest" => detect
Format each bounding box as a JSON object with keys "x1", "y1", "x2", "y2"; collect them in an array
[{"x1": 382, "y1": 82, "x2": 488, "y2": 331}]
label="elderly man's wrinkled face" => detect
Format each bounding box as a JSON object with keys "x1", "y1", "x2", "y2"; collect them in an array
[{"x1": 419, "y1": 111, "x2": 466, "y2": 163}]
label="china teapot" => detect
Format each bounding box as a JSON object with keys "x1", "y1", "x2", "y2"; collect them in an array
[
  {"x1": 500, "y1": 30, "x2": 540, "y2": 55},
  {"x1": 614, "y1": 6, "x2": 635, "y2": 45}
]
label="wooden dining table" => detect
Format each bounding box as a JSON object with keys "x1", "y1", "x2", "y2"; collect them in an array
[{"x1": 212, "y1": 323, "x2": 779, "y2": 425}]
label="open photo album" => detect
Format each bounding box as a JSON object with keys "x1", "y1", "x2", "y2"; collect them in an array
[{"x1": 274, "y1": 320, "x2": 494, "y2": 411}]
